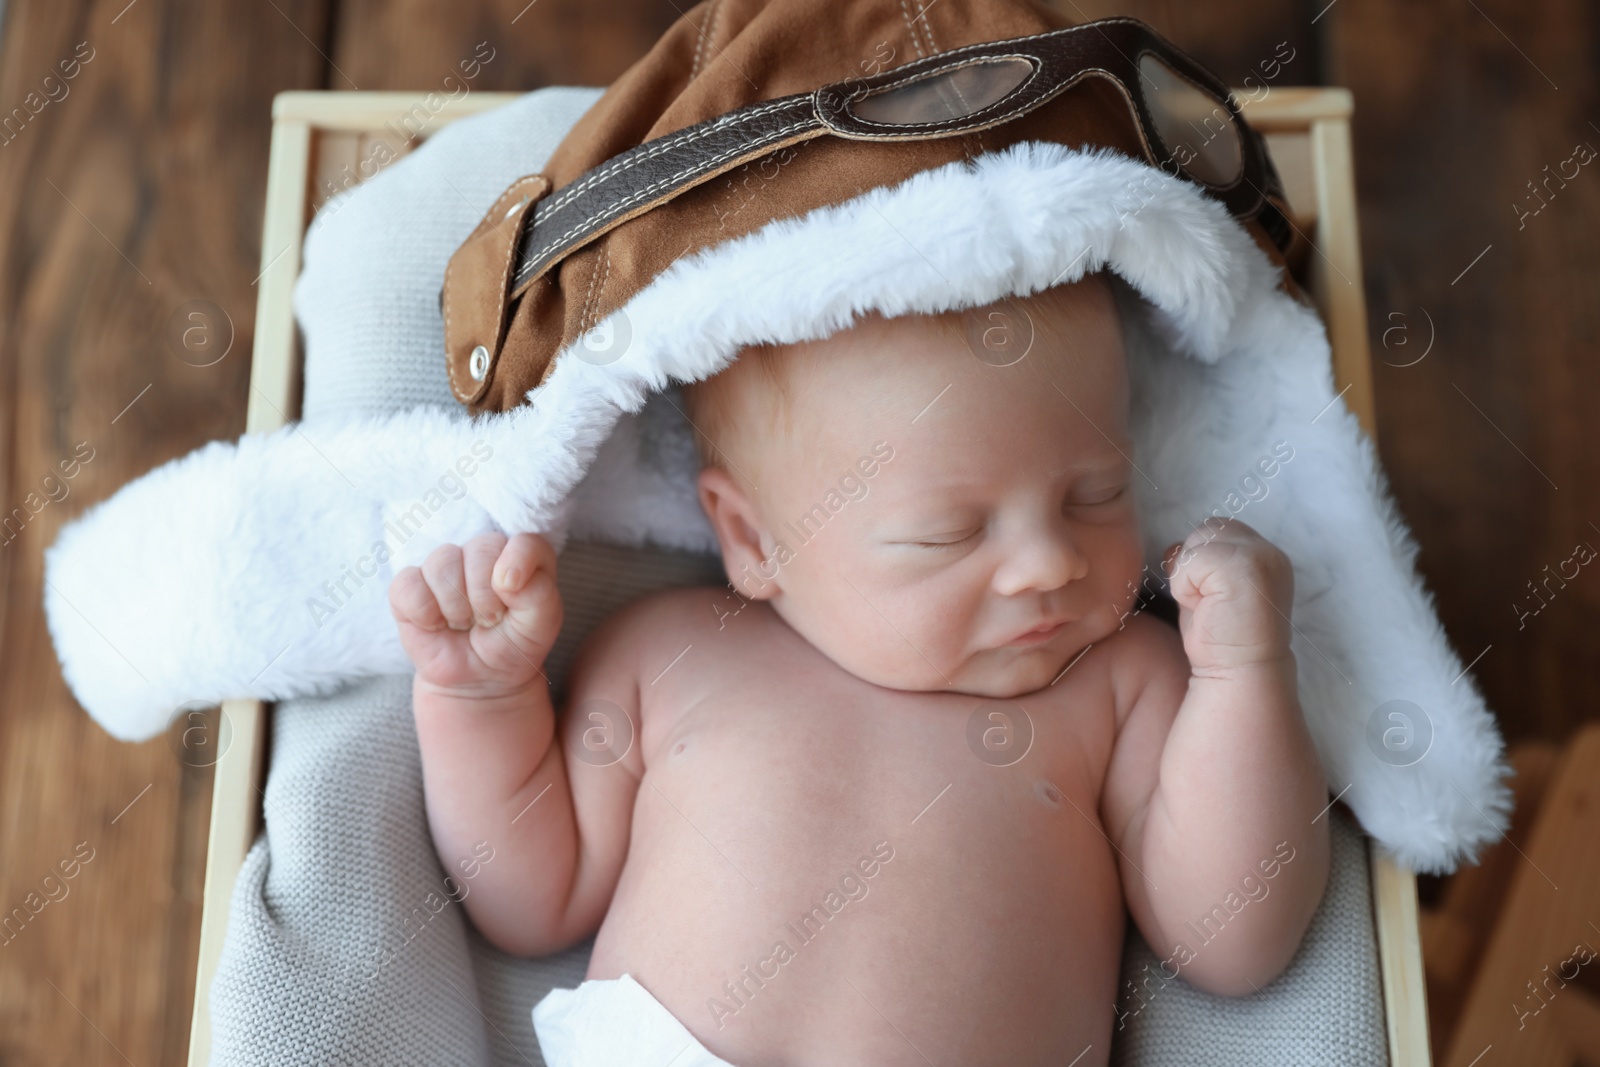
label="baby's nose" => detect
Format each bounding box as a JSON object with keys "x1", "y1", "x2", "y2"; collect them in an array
[{"x1": 993, "y1": 531, "x2": 1088, "y2": 596}]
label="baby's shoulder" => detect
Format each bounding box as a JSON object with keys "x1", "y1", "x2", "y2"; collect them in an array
[
  {"x1": 568, "y1": 585, "x2": 777, "y2": 717},
  {"x1": 1101, "y1": 612, "x2": 1189, "y2": 723},
  {"x1": 1107, "y1": 610, "x2": 1184, "y2": 661},
  {"x1": 575, "y1": 584, "x2": 743, "y2": 661},
  {"x1": 1029, "y1": 612, "x2": 1183, "y2": 697},
  {"x1": 607, "y1": 583, "x2": 744, "y2": 633}
]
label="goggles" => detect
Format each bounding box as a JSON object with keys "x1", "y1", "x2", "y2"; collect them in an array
[{"x1": 508, "y1": 16, "x2": 1291, "y2": 298}]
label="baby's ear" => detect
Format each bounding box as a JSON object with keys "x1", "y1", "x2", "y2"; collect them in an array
[{"x1": 696, "y1": 466, "x2": 779, "y2": 601}]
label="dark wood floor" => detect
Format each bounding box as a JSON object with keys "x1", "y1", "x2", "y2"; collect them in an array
[{"x1": 0, "y1": 0, "x2": 1591, "y2": 1062}]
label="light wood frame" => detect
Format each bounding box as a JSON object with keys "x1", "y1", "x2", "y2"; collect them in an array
[{"x1": 186, "y1": 87, "x2": 1429, "y2": 1066}]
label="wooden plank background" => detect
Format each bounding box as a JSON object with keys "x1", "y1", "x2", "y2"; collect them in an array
[{"x1": 0, "y1": 0, "x2": 1590, "y2": 1063}]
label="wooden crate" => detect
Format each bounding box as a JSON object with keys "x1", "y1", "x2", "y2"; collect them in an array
[{"x1": 187, "y1": 87, "x2": 1428, "y2": 1066}]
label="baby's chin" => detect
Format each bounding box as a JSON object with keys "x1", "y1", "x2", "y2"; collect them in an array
[
  {"x1": 825, "y1": 645, "x2": 1069, "y2": 699},
  {"x1": 862, "y1": 634, "x2": 1099, "y2": 699},
  {"x1": 792, "y1": 608, "x2": 1116, "y2": 698},
  {"x1": 945, "y1": 609, "x2": 1127, "y2": 697},
  {"x1": 950, "y1": 641, "x2": 1091, "y2": 699}
]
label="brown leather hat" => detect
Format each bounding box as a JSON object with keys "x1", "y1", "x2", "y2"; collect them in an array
[{"x1": 442, "y1": 0, "x2": 1295, "y2": 414}]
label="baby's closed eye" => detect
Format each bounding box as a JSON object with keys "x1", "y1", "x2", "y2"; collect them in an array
[
  {"x1": 879, "y1": 508, "x2": 986, "y2": 550},
  {"x1": 1066, "y1": 481, "x2": 1128, "y2": 507},
  {"x1": 905, "y1": 527, "x2": 982, "y2": 549}
]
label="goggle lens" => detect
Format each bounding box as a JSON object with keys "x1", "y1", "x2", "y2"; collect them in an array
[
  {"x1": 1137, "y1": 52, "x2": 1244, "y2": 187},
  {"x1": 849, "y1": 57, "x2": 1036, "y2": 126}
]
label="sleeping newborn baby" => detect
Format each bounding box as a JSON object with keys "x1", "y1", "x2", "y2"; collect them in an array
[{"x1": 389, "y1": 273, "x2": 1331, "y2": 1067}]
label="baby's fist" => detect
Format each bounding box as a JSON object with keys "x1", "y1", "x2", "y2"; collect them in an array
[
  {"x1": 1162, "y1": 519, "x2": 1294, "y2": 673},
  {"x1": 389, "y1": 531, "x2": 562, "y2": 698}
]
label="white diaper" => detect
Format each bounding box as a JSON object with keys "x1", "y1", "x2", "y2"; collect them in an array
[{"x1": 532, "y1": 973, "x2": 736, "y2": 1067}]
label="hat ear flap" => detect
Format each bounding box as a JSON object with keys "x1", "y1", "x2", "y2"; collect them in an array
[{"x1": 44, "y1": 411, "x2": 502, "y2": 741}]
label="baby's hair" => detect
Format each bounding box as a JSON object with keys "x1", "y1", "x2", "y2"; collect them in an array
[
  {"x1": 681, "y1": 271, "x2": 1122, "y2": 474},
  {"x1": 681, "y1": 342, "x2": 793, "y2": 474}
]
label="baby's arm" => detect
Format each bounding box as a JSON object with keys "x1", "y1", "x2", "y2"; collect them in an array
[
  {"x1": 390, "y1": 532, "x2": 643, "y2": 957},
  {"x1": 1101, "y1": 520, "x2": 1330, "y2": 995}
]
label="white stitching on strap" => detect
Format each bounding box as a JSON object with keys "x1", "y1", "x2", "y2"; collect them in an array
[
  {"x1": 520, "y1": 115, "x2": 813, "y2": 287},
  {"x1": 689, "y1": 0, "x2": 718, "y2": 80},
  {"x1": 444, "y1": 239, "x2": 462, "y2": 397},
  {"x1": 589, "y1": 250, "x2": 612, "y2": 332},
  {"x1": 704, "y1": 0, "x2": 726, "y2": 79},
  {"x1": 576, "y1": 249, "x2": 602, "y2": 333},
  {"x1": 537, "y1": 97, "x2": 803, "y2": 225},
  {"x1": 916, "y1": 0, "x2": 941, "y2": 55},
  {"x1": 897, "y1": 0, "x2": 927, "y2": 60}
]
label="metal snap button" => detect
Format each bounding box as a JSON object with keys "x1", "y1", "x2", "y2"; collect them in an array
[{"x1": 469, "y1": 344, "x2": 490, "y2": 381}]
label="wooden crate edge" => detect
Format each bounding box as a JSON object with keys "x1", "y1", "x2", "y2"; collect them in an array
[
  {"x1": 186, "y1": 112, "x2": 311, "y2": 1067},
  {"x1": 1371, "y1": 847, "x2": 1433, "y2": 1066}
]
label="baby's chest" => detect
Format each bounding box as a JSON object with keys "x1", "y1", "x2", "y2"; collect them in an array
[{"x1": 640, "y1": 639, "x2": 1120, "y2": 861}]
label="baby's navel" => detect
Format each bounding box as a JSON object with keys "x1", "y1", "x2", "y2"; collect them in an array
[
  {"x1": 671, "y1": 740, "x2": 688, "y2": 757},
  {"x1": 1035, "y1": 779, "x2": 1065, "y2": 810}
]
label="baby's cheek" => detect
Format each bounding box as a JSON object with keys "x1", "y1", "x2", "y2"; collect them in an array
[
  {"x1": 1108, "y1": 513, "x2": 1147, "y2": 573},
  {"x1": 848, "y1": 576, "x2": 971, "y2": 684},
  {"x1": 1090, "y1": 525, "x2": 1149, "y2": 613},
  {"x1": 903, "y1": 576, "x2": 988, "y2": 666},
  {"x1": 898, "y1": 606, "x2": 968, "y2": 671}
]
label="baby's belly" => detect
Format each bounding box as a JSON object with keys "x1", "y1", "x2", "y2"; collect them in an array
[{"x1": 587, "y1": 688, "x2": 1124, "y2": 1067}]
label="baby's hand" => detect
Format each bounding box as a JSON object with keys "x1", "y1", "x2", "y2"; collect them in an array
[
  {"x1": 389, "y1": 532, "x2": 562, "y2": 698},
  {"x1": 1162, "y1": 519, "x2": 1294, "y2": 674}
]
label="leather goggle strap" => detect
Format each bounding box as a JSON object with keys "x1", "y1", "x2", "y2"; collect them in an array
[
  {"x1": 510, "y1": 96, "x2": 824, "y2": 297},
  {"x1": 442, "y1": 175, "x2": 550, "y2": 406}
]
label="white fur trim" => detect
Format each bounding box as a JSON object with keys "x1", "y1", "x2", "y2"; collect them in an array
[{"x1": 43, "y1": 138, "x2": 1507, "y2": 871}]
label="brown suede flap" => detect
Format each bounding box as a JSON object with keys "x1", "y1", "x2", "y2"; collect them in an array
[{"x1": 443, "y1": 175, "x2": 551, "y2": 406}]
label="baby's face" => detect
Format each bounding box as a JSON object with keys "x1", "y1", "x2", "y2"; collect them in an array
[{"x1": 697, "y1": 277, "x2": 1145, "y2": 699}]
